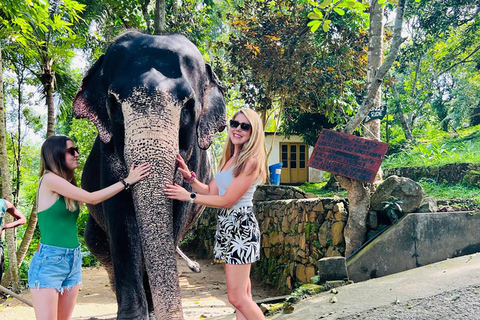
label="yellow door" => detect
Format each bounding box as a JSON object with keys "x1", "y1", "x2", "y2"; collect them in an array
[{"x1": 280, "y1": 143, "x2": 308, "y2": 184}]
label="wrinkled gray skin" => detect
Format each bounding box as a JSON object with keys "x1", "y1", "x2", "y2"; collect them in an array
[{"x1": 73, "y1": 31, "x2": 227, "y2": 320}]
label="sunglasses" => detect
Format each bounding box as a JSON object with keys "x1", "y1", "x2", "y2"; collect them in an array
[
  {"x1": 230, "y1": 120, "x2": 252, "y2": 131},
  {"x1": 66, "y1": 147, "x2": 79, "y2": 156}
]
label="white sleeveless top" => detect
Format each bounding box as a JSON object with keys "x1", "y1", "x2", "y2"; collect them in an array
[{"x1": 215, "y1": 167, "x2": 258, "y2": 209}]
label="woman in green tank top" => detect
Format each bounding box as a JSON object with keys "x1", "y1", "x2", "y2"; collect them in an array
[{"x1": 29, "y1": 136, "x2": 151, "y2": 320}]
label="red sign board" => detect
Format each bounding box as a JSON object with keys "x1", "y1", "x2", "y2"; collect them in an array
[{"x1": 308, "y1": 129, "x2": 389, "y2": 183}]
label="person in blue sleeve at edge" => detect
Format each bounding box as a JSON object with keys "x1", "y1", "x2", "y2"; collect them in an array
[{"x1": 0, "y1": 198, "x2": 27, "y2": 283}]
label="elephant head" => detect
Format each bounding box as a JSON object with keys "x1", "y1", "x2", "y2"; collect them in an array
[{"x1": 73, "y1": 31, "x2": 227, "y2": 319}]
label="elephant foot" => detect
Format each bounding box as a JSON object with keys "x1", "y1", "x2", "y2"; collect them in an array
[
  {"x1": 176, "y1": 246, "x2": 201, "y2": 273},
  {"x1": 187, "y1": 260, "x2": 201, "y2": 273},
  {"x1": 117, "y1": 307, "x2": 150, "y2": 320}
]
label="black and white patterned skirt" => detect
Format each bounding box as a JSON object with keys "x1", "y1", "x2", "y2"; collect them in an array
[{"x1": 213, "y1": 206, "x2": 261, "y2": 265}]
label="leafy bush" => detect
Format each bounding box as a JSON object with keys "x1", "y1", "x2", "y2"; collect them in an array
[
  {"x1": 383, "y1": 124, "x2": 480, "y2": 168},
  {"x1": 381, "y1": 198, "x2": 404, "y2": 224}
]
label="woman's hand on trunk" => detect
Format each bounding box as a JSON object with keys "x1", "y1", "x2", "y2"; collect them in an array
[
  {"x1": 176, "y1": 153, "x2": 192, "y2": 180},
  {"x1": 164, "y1": 183, "x2": 190, "y2": 202},
  {"x1": 125, "y1": 163, "x2": 151, "y2": 185}
]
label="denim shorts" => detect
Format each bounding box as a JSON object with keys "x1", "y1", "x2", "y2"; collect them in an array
[{"x1": 28, "y1": 243, "x2": 82, "y2": 294}]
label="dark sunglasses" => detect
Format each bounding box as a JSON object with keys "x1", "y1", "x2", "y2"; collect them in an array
[
  {"x1": 66, "y1": 147, "x2": 79, "y2": 156},
  {"x1": 230, "y1": 120, "x2": 252, "y2": 131}
]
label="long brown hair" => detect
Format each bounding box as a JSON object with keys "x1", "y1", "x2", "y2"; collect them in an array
[
  {"x1": 40, "y1": 136, "x2": 79, "y2": 211},
  {"x1": 218, "y1": 108, "x2": 266, "y2": 183}
]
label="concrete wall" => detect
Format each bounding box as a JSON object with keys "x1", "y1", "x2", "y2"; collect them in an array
[
  {"x1": 190, "y1": 185, "x2": 480, "y2": 292},
  {"x1": 347, "y1": 211, "x2": 480, "y2": 282}
]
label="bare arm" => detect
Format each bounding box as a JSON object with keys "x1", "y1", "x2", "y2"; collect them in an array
[
  {"x1": 0, "y1": 200, "x2": 27, "y2": 232},
  {"x1": 176, "y1": 153, "x2": 218, "y2": 195},
  {"x1": 165, "y1": 159, "x2": 258, "y2": 209},
  {"x1": 43, "y1": 163, "x2": 150, "y2": 205},
  {"x1": 189, "y1": 178, "x2": 219, "y2": 196}
]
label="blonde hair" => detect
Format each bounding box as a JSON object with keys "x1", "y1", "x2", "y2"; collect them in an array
[
  {"x1": 40, "y1": 136, "x2": 79, "y2": 212},
  {"x1": 218, "y1": 108, "x2": 266, "y2": 183}
]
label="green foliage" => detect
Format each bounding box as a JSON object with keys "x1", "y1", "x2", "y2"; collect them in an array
[
  {"x1": 462, "y1": 170, "x2": 480, "y2": 188},
  {"x1": 224, "y1": 0, "x2": 368, "y2": 144},
  {"x1": 389, "y1": 0, "x2": 480, "y2": 139},
  {"x1": 299, "y1": 182, "x2": 347, "y2": 197},
  {"x1": 306, "y1": 0, "x2": 369, "y2": 33},
  {"x1": 383, "y1": 124, "x2": 480, "y2": 168},
  {"x1": 418, "y1": 179, "x2": 480, "y2": 205},
  {"x1": 381, "y1": 198, "x2": 403, "y2": 224}
]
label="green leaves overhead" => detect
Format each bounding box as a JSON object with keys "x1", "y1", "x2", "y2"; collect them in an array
[
  {"x1": 306, "y1": 0, "x2": 398, "y2": 32},
  {"x1": 0, "y1": 0, "x2": 85, "y2": 50},
  {"x1": 307, "y1": 0, "x2": 368, "y2": 32},
  {"x1": 226, "y1": 0, "x2": 368, "y2": 145}
]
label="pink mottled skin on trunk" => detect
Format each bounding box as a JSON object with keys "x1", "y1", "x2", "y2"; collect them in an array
[{"x1": 121, "y1": 87, "x2": 184, "y2": 319}]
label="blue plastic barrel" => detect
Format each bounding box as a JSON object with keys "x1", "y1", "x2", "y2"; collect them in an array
[{"x1": 269, "y1": 163, "x2": 283, "y2": 185}]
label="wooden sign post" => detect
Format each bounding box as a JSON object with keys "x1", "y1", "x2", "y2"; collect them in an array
[{"x1": 308, "y1": 129, "x2": 389, "y2": 183}]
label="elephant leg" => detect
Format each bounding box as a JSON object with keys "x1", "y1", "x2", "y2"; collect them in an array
[
  {"x1": 104, "y1": 199, "x2": 149, "y2": 320},
  {"x1": 84, "y1": 214, "x2": 116, "y2": 291}
]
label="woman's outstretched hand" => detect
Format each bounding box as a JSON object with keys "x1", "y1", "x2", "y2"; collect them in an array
[
  {"x1": 125, "y1": 163, "x2": 151, "y2": 185},
  {"x1": 164, "y1": 184, "x2": 190, "y2": 202},
  {"x1": 176, "y1": 153, "x2": 192, "y2": 180}
]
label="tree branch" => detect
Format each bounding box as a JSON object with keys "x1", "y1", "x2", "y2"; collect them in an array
[
  {"x1": 435, "y1": 44, "x2": 480, "y2": 79},
  {"x1": 344, "y1": 0, "x2": 407, "y2": 134}
]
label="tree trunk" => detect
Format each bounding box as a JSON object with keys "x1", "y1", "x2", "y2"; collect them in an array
[
  {"x1": 337, "y1": 177, "x2": 370, "y2": 257},
  {"x1": 365, "y1": 0, "x2": 383, "y2": 143},
  {"x1": 391, "y1": 85, "x2": 414, "y2": 141},
  {"x1": 338, "y1": 0, "x2": 407, "y2": 257},
  {"x1": 343, "y1": 0, "x2": 407, "y2": 135},
  {"x1": 471, "y1": 101, "x2": 480, "y2": 126},
  {"x1": 398, "y1": 111, "x2": 414, "y2": 140},
  {"x1": 339, "y1": 0, "x2": 384, "y2": 257},
  {"x1": 0, "y1": 48, "x2": 21, "y2": 291},
  {"x1": 141, "y1": 0, "x2": 152, "y2": 34},
  {"x1": 3, "y1": 59, "x2": 56, "y2": 285},
  {"x1": 12, "y1": 68, "x2": 24, "y2": 207},
  {"x1": 154, "y1": 0, "x2": 166, "y2": 34},
  {"x1": 44, "y1": 63, "x2": 55, "y2": 138}
]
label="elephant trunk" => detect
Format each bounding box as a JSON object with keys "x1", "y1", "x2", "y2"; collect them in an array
[{"x1": 122, "y1": 93, "x2": 184, "y2": 319}]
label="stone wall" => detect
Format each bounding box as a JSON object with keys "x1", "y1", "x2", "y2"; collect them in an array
[
  {"x1": 384, "y1": 163, "x2": 480, "y2": 185},
  {"x1": 190, "y1": 186, "x2": 348, "y2": 293},
  {"x1": 252, "y1": 185, "x2": 310, "y2": 202}
]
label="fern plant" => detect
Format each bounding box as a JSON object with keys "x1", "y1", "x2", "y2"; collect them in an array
[{"x1": 381, "y1": 198, "x2": 404, "y2": 224}]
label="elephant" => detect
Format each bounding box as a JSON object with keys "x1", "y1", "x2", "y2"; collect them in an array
[{"x1": 73, "y1": 31, "x2": 227, "y2": 319}]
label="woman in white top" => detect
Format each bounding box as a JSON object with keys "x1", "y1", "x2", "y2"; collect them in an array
[{"x1": 165, "y1": 108, "x2": 266, "y2": 320}]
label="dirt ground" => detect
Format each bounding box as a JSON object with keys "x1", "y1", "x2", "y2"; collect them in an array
[{"x1": 0, "y1": 256, "x2": 279, "y2": 320}]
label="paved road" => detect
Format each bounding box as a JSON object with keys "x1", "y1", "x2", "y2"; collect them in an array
[
  {"x1": 270, "y1": 253, "x2": 480, "y2": 319},
  {"x1": 213, "y1": 253, "x2": 480, "y2": 319}
]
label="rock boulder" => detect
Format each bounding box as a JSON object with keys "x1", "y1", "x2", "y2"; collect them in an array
[{"x1": 370, "y1": 175, "x2": 425, "y2": 213}]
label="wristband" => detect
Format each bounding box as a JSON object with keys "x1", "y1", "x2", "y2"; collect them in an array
[
  {"x1": 189, "y1": 192, "x2": 197, "y2": 204},
  {"x1": 120, "y1": 179, "x2": 131, "y2": 190},
  {"x1": 184, "y1": 171, "x2": 196, "y2": 184}
]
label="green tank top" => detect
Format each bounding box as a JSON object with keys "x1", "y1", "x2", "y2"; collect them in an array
[{"x1": 37, "y1": 176, "x2": 80, "y2": 248}]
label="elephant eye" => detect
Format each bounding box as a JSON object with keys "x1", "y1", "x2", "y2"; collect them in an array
[{"x1": 180, "y1": 98, "x2": 195, "y2": 127}]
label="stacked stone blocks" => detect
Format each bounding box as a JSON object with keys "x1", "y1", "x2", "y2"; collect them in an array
[{"x1": 192, "y1": 185, "x2": 348, "y2": 293}]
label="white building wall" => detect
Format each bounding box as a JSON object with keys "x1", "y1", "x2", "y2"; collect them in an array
[{"x1": 264, "y1": 134, "x2": 324, "y2": 183}]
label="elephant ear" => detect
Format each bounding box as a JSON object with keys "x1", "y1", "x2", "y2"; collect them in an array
[
  {"x1": 73, "y1": 55, "x2": 112, "y2": 143},
  {"x1": 197, "y1": 64, "x2": 227, "y2": 150}
]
